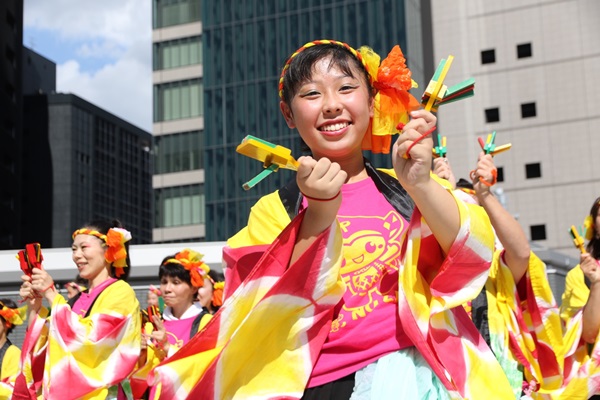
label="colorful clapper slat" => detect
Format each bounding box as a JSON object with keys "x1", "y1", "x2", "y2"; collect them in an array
[
  {"x1": 570, "y1": 225, "x2": 586, "y2": 254},
  {"x1": 477, "y1": 131, "x2": 512, "y2": 156},
  {"x1": 16, "y1": 243, "x2": 43, "y2": 277},
  {"x1": 236, "y1": 135, "x2": 299, "y2": 190},
  {"x1": 421, "y1": 56, "x2": 475, "y2": 112},
  {"x1": 432, "y1": 134, "x2": 447, "y2": 158}
]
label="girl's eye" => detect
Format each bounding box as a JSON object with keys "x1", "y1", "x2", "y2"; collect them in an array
[
  {"x1": 300, "y1": 90, "x2": 319, "y2": 98},
  {"x1": 340, "y1": 84, "x2": 357, "y2": 92}
]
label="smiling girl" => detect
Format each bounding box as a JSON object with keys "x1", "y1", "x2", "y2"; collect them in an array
[
  {"x1": 150, "y1": 40, "x2": 513, "y2": 399},
  {"x1": 16, "y1": 218, "x2": 140, "y2": 400}
]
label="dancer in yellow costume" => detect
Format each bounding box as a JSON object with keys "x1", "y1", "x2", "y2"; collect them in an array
[
  {"x1": 15, "y1": 219, "x2": 141, "y2": 400},
  {"x1": 149, "y1": 39, "x2": 513, "y2": 400},
  {"x1": 440, "y1": 153, "x2": 563, "y2": 399},
  {"x1": 560, "y1": 197, "x2": 600, "y2": 399}
]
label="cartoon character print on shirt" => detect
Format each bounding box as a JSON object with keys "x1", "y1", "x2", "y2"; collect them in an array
[
  {"x1": 330, "y1": 210, "x2": 406, "y2": 333},
  {"x1": 166, "y1": 331, "x2": 184, "y2": 350}
]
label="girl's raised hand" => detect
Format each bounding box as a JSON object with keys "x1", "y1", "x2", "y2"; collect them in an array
[
  {"x1": 30, "y1": 267, "x2": 56, "y2": 302},
  {"x1": 581, "y1": 253, "x2": 600, "y2": 285},
  {"x1": 296, "y1": 156, "x2": 346, "y2": 203},
  {"x1": 392, "y1": 110, "x2": 437, "y2": 189},
  {"x1": 472, "y1": 153, "x2": 496, "y2": 196},
  {"x1": 150, "y1": 315, "x2": 170, "y2": 356},
  {"x1": 292, "y1": 156, "x2": 346, "y2": 253}
]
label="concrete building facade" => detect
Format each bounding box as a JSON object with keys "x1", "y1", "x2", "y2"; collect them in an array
[
  {"x1": 152, "y1": 0, "x2": 204, "y2": 243},
  {"x1": 430, "y1": 0, "x2": 600, "y2": 260}
]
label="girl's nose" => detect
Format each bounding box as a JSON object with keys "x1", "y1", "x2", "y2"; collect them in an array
[{"x1": 323, "y1": 94, "x2": 342, "y2": 114}]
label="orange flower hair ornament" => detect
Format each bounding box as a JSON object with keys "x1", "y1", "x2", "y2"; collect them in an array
[
  {"x1": 211, "y1": 281, "x2": 224, "y2": 307},
  {"x1": 359, "y1": 45, "x2": 420, "y2": 154},
  {"x1": 0, "y1": 301, "x2": 26, "y2": 328},
  {"x1": 278, "y1": 39, "x2": 420, "y2": 154},
  {"x1": 72, "y1": 227, "x2": 132, "y2": 277},
  {"x1": 166, "y1": 249, "x2": 209, "y2": 288}
]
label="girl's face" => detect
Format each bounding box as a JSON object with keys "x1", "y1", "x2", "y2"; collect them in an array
[
  {"x1": 72, "y1": 234, "x2": 110, "y2": 282},
  {"x1": 280, "y1": 56, "x2": 373, "y2": 160},
  {"x1": 197, "y1": 279, "x2": 214, "y2": 309},
  {"x1": 160, "y1": 275, "x2": 196, "y2": 310},
  {"x1": 147, "y1": 291, "x2": 160, "y2": 307}
]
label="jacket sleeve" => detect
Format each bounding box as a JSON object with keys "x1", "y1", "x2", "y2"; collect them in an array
[
  {"x1": 398, "y1": 187, "x2": 516, "y2": 399},
  {"x1": 18, "y1": 280, "x2": 141, "y2": 399},
  {"x1": 486, "y1": 251, "x2": 563, "y2": 394}
]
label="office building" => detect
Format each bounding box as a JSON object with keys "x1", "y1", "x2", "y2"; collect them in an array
[
  {"x1": 430, "y1": 0, "x2": 600, "y2": 258},
  {"x1": 203, "y1": 0, "x2": 433, "y2": 240},
  {"x1": 0, "y1": 0, "x2": 24, "y2": 249},
  {"x1": 152, "y1": 0, "x2": 204, "y2": 243},
  {"x1": 22, "y1": 92, "x2": 154, "y2": 247}
]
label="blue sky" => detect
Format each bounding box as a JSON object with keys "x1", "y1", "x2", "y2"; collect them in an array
[
  {"x1": 23, "y1": 26, "x2": 122, "y2": 75},
  {"x1": 23, "y1": 0, "x2": 152, "y2": 131}
]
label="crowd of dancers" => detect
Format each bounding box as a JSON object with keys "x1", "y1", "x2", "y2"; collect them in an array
[{"x1": 0, "y1": 39, "x2": 598, "y2": 399}]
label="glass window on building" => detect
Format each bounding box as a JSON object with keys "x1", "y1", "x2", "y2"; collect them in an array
[
  {"x1": 153, "y1": 36, "x2": 202, "y2": 71},
  {"x1": 153, "y1": 0, "x2": 201, "y2": 29},
  {"x1": 521, "y1": 102, "x2": 537, "y2": 118},
  {"x1": 525, "y1": 162, "x2": 542, "y2": 179},
  {"x1": 481, "y1": 49, "x2": 496, "y2": 64},
  {"x1": 485, "y1": 107, "x2": 500, "y2": 123},
  {"x1": 154, "y1": 79, "x2": 203, "y2": 122},
  {"x1": 517, "y1": 43, "x2": 533, "y2": 59},
  {"x1": 155, "y1": 184, "x2": 205, "y2": 227},
  {"x1": 530, "y1": 224, "x2": 546, "y2": 241},
  {"x1": 154, "y1": 131, "x2": 204, "y2": 174}
]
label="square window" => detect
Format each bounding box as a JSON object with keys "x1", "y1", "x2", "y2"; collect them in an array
[
  {"x1": 525, "y1": 162, "x2": 541, "y2": 179},
  {"x1": 496, "y1": 166, "x2": 504, "y2": 182},
  {"x1": 530, "y1": 224, "x2": 546, "y2": 241},
  {"x1": 481, "y1": 49, "x2": 496, "y2": 64},
  {"x1": 485, "y1": 107, "x2": 500, "y2": 123},
  {"x1": 521, "y1": 102, "x2": 536, "y2": 118},
  {"x1": 517, "y1": 43, "x2": 532, "y2": 59}
]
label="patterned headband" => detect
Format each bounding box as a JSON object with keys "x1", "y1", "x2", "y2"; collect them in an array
[
  {"x1": 278, "y1": 39, "x2": 419, "y2": 154},
  {"x1": 72, "y1": 227, "x2": 132, "y2": 277},
  {"x1": 165, "y1": 249, "x2": 210, "y2": 288}
]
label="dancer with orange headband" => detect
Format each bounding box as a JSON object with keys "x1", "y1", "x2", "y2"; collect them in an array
[
  {"x1": 559, "y1": 197, "x2": 600, "y2": 398},
  {"x1": 15, "y1": 218, "x2": 141, "y2": 399},
  {"x1": 0, "y1": 299, "x2": 25, "y2": 398},
  {"x1": 197, "y1": 270, "x2": 224, "y2": 315},
  {"x1": 131, "y1": 249, "x2": 213, "y2": 398},
  {"x1": 435, "y1": 152, "x2": 564, "y2": 399},
  {"x1": 149, "y1": 39, "x2": 513, "y2": 399}
]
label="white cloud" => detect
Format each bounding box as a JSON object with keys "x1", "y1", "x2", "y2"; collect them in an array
[
  {"x1": 24, "y1": 0, "x2": 149, "y2": 46},
  {"x1": 24, "y1": 0, "x2": 152, "y2": 131}
]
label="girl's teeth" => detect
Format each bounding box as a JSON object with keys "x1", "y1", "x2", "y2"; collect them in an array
[{"x1": 321, "y1": 123, "x2": 347, "y2": 132}]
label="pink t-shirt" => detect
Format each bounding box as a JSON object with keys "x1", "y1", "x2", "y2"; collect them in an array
[
  {"x1": 163, "y1": 318, "x2": 196, "y2": 348},
  {"x1": 306, "y1": 177, "x2": 413, "y2": 388},
  {"x1": 72, "y1": 278, "x2": 117, "y2": 317}
]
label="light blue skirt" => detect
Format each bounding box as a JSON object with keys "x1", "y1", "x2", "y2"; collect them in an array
[{"x1": 350, "y1": 347, "x2": 451, "y2": 400}]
